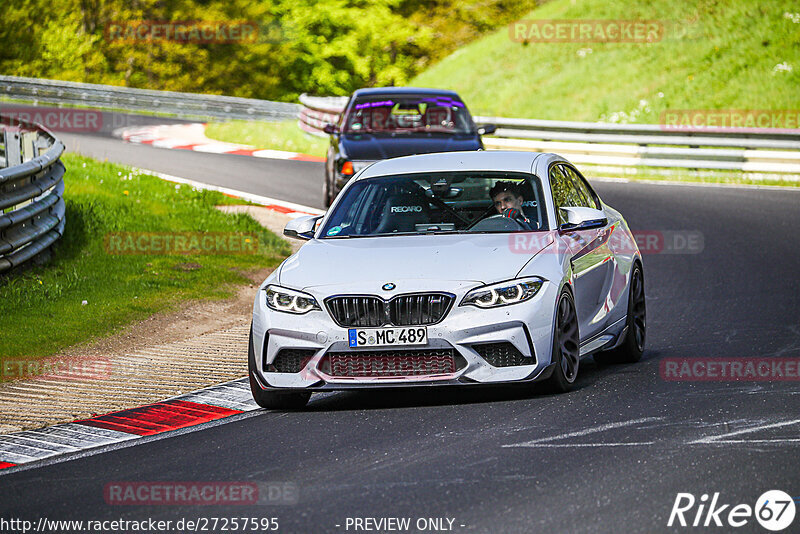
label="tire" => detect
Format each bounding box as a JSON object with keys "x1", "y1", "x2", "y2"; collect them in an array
[
  {"x1": 323, "y1": 169, "x2": 333, "y2": 208},
  {"x1": 541, "y1": 288, "x2": 581, "y2": 393},
  {"x1": 248, "y1": 325, "x2": 311, "y2": 410},
  {"x1": 594, "y1": 263, "x2": 646, "y2": 365}
]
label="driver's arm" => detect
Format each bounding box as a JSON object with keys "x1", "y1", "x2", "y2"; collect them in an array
[{"x1": 501, "y1": 208, "x2": 535, "y2": 230}]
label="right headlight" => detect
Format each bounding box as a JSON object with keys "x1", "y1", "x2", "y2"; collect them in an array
[
  {"x1": 460, "y1": 277, "x2": 545, "y2": 309},
  {"x1": 264, "y1": 285, "x2": 320, "y2": 314}
]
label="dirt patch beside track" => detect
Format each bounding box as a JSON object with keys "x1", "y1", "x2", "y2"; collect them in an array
[{"x1": 0, "y1": 206, "x2": 298, "y2": 433}]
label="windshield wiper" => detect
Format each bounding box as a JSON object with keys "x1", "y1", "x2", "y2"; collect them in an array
[{"x1": 423, "y1": 229, "x2": 460, "y2": 234}]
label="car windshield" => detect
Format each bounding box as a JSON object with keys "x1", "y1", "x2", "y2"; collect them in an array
[
  {"x1": 319, "y1": 171, "x2": 548, "y2": 238},
  {"x1": 343, "y1": 96, "x2": 475, "y2": 134}
]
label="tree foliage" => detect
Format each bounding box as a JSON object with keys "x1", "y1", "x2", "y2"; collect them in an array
[{"x1": 0, "y1": 0, "x2": 537, "y2": 101}]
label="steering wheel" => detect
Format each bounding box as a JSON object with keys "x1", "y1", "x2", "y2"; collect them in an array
[{"x1": 467, "y1": 214, "x2": 527, "y2": 232}]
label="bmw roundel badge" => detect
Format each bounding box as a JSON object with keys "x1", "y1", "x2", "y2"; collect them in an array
[{"x1": 382, "y1": 283, "x2": 396, "y2": 291}]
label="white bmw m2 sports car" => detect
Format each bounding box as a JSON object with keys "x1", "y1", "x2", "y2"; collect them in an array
[{"x1": 250, "y1": 151, "x2": 645, "y2": 408}]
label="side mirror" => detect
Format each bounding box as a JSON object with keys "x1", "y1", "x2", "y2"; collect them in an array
[
  {"x1": 322, "y1": 124, "x2": 338, "y2": 135},
  {"x1": 477, "y1": 124, "x2": 497, "y2": 135},
  {"x1": 558, "y1": 207, "x2": 607, "y2": 232},
  {"x1": 284, "y1": 215, "x2": 323, "y2": 240}
]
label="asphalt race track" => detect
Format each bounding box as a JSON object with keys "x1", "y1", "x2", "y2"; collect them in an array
[
  {"x1": 1, "y1": 114, "x2": 799, "y2": 533},
  {"x1": 60, "y1": 131, "x2": 325, "y2": 209},
  {"x1": 0, "y1": 103, "x2": 326, "y2": 208}
]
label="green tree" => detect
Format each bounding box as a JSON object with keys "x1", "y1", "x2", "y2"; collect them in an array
[{"x1": 0, "y1": 0, "x2": 538, "y2": 100}]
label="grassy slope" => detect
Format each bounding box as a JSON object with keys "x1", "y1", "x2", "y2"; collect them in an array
[
  {"x1": 411, "y1": 0, "x2": 800, "y2": 121},
  {"x1": 205, "y1": 120, "x2": 328, "y2": 158},
  {"x1": 206, "y1": 1, "x2": 800, "y2": 186},
  {"x1": 0, "y1": 153, "x2": 289, "y2": 360}
]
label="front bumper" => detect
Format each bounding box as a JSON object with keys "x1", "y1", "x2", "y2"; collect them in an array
[{"x1": 251, "y1": 281, "x2": 559, "y2": 391}]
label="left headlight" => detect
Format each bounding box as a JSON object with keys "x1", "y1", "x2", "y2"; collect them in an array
[
  {"x1": 264, "y1": 285, "x2": 321, "y2": 314},
  {"x1": 460, "y1": 277, "x2": 545, "y2": 309}
]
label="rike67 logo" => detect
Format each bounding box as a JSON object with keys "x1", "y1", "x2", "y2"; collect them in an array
[{"x1": 668, "y1": 490, "x2": 796, "y2": 531}]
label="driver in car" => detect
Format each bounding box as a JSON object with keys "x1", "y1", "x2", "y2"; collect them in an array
[{"x1": 490, "y1": 181, "x2": 534, "y2": 230}]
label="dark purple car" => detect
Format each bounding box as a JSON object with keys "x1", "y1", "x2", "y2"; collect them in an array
[{"x1": 322, "y1": 87, "x2": 495, "y2": 206}]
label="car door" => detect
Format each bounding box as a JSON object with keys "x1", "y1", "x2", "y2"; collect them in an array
[
  {"x1": 549, "y1": 163, "x2": 614, "y2": 341},
  {"x1": 564, "y1": 164, "x2": 632, "y2": 328}
]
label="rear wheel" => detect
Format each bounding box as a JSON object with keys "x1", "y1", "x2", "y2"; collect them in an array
[
  {"x1": 595, "y1": 263, "x2": 646, "y2": 365},
  {"x1": 542, "y1": 289, "x2": 580, "y2": 393},
  {"x1": 248, "y1": 326, "x2": 311, "y2": 409}
]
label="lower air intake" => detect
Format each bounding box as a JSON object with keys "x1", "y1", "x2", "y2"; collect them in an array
[
  {"x1": 472, "y1": 342, "x2": 532, "y2": 367},
  {"x1": 320, "y1": 349, "x2": 461, "y2": 378},
  {"x1": 268, "y1": 349, "x2": 316, "y2": 373}
]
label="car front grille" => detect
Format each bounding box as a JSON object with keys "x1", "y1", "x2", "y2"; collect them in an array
[
  {"x1": 319, "y1": 349, "x2": 462, "y2": 378},
  {"x1": 325, "y1": 293, "x2": 454, "y2": 327},
  {"x1": 472, "y1": 342, "x2": 533, "y2": 367},
  {"x1": 389, "y1": 294, "x2": 453, "y2": 326},
  {"x1": 267, "y1": 348, "x2": 316, "y2": 373},
  {"x1": 325, "y1": 296, "x2": 385, "y2": 327}
]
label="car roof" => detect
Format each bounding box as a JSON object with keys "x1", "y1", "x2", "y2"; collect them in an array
[
  {"x1": 351, "y1": 87, "x2": 462, "y2": 99},
  {"x1": 356, "y1": 151, "x2": 554, "y2": 180}
]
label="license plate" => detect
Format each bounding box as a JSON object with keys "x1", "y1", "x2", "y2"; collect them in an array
[{"x1": 348, "y1": 327, "x2": 427, "y2": 347}]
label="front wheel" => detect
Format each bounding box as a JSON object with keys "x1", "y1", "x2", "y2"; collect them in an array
[
  {"x1": 595, "y1": 263, "x2": 646, "y2": 365},
  {"x1": 541, "y1": 288, "x2": 580, "y2": 393},
  {"x1": 322, "y1": 168, "x2": 333, "y2": 208},
  {"x1": 248, "y1": 326, "x2": 311, "y2": 409}
]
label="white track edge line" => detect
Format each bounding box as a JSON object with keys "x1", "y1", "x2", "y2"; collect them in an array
[{"x1": 131, "y1": 166, "x2": 325, "y2": 215}]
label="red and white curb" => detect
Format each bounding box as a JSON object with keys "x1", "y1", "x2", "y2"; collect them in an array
[
  {"x1": 0, "y1": 172, "x2": 323, "y2": 474},
  {"x1": 117, "y1": 123, "x2": 325, "y2": 162},
  {"x1": 0, "y1": 378, "x2": 258, "y2": 473}
]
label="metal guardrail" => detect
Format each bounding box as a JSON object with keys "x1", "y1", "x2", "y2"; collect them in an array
[
  {"x1": 1, "y1": 75, "x2": 300, "y2": 122},
  {"x1": 298, "y1": 94, "x2": 800, "y2": 175},
  {"x1": 0, "y1": 117, "x2": 66, "y2": 273},
  {"x1": 4, "y1": 76, "x2": 798, "y2": 176},
  {"x1": 298, "y1": 94, "x2": 348, "y2": 137}
]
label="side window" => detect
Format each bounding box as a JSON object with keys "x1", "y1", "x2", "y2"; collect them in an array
[
  {"x1": 549, "y1": 164, "x2": 589, "y2": 224},
  {"x1": 558, "y1": 164, "x2": 592, "y2": 208},
  {"x1": 548, "y1": 165, "x2": 570, "y2": 209},
  {"x1": 562, "y1": 165, "x2": 599, "y2": 209}
]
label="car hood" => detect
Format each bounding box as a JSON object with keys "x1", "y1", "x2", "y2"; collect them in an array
[
  {"x1": 278, "y1": 233, "x2": 555, "y2": 292},
  {"x1": 340, "y1": 134, "x2": 481, "y2": 160}
]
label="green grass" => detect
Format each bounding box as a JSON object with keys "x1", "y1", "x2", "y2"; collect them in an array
[
  {"x1": 0, "y1": 153, "x2": 290, "y2": 363},
  {"x1": 412, "y1": 0, "x2": 800, "y2": 121},
  {"x1": 205, "y1": 120, "x2": 328, "y2": 157}
]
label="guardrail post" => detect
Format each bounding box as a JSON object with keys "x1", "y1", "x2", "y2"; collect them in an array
[
  {"x1": 22, "y1": 131, "x2": 37, "y2": 162},
  {"x1": 3, "y1": 127, "x2": 23, "y2": 167},
  {"x1": 34, "y1": 135, "x2": 50, "y2": 158}
]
